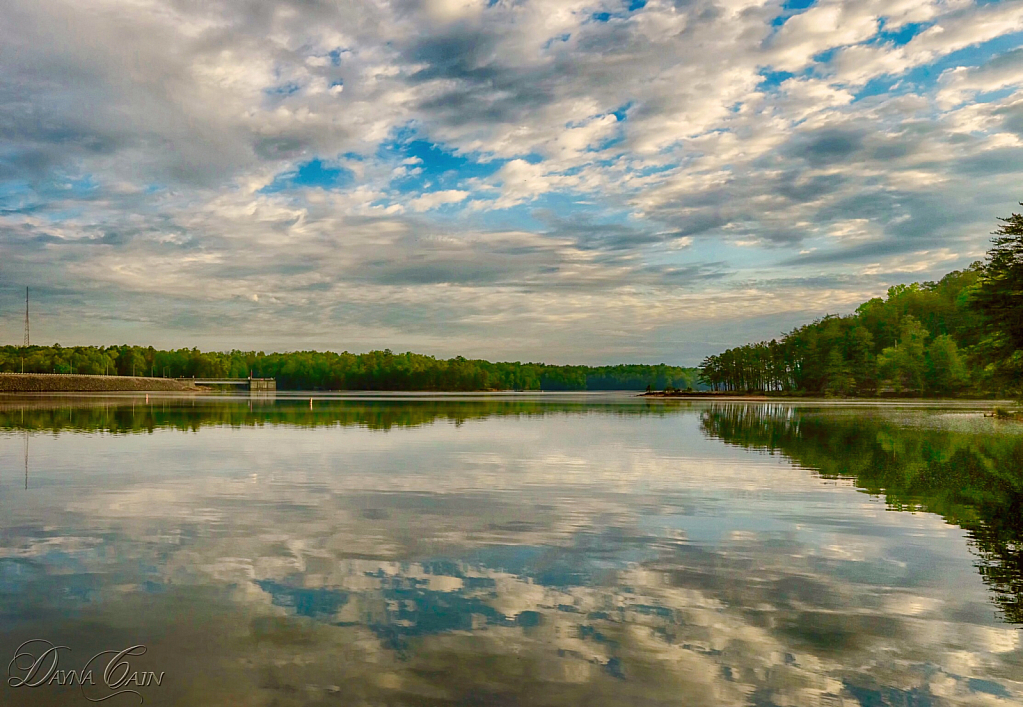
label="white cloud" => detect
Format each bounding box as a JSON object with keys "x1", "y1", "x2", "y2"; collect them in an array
[
  {"x1": 408, "y1": 189, "x2": 470, "y2": 211},
  {"x1": 768, "y1": 2, "x2": 880, "y2": 73}
]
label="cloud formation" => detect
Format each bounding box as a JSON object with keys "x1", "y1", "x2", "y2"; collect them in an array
[{"x1": 1, "y1": 0, "x2": 1022, "y2": 362}]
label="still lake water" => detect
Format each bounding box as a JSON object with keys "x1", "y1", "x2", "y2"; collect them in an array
[{"x1": 1, "y1": 393, "x2": 1021, "y2": 706}]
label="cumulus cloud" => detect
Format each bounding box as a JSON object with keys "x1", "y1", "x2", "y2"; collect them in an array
[
  {"x1": 409, "y1": 189, "x2": 470, "y2": 211},
  {"x1": 1, "y1": 0, "x2": 1022, "y2": 361}
]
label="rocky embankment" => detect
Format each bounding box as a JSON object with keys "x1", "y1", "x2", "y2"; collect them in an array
[{"x1": 0, "y1": 373, "x2": 197, "y2": 393}]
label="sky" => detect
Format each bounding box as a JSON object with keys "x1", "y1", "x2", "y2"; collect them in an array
[{"x1": 1, "y1": 0, "x2": 1022, "y2": 365}]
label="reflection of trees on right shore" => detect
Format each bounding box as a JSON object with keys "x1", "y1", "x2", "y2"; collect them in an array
[{"x1": 700, "y1": 404, "x2": 1023, "y2": 624}]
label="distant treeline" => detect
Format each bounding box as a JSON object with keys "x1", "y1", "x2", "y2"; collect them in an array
[
  {"x1": 700, "y1": 206, "x2": 1023, "y2": 397},
  {"x1": 0, "y1": 345, "x2": 700, "y2": 392}
]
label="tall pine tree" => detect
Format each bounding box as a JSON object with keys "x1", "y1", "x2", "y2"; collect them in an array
[{"x1": 970, "y1": 205, "x2": 1023, "y2": 393}]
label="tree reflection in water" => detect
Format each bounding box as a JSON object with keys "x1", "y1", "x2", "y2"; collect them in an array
[{"x1": 700, "y1": 403, "x2": 1023, "y2": 624}]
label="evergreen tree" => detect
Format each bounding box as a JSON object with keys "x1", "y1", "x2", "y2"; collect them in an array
[{"x1": 970, "y1": 205, "x2": 1023, "y2": 394}]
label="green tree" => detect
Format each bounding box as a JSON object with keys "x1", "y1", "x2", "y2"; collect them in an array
[
  {"x1": 877, "y1": 316, "x2": 929, "y2": 393},
  {"x1": 824, "y1": 349, "x2": 855, "y2": 396},
  {"x1": 926, "y1": 335, "x2": 969, "y2": 395},
  {"x1": 970, "y1": 205, "x2": 1023, "y2": 395},
  {"x1": 847, "y1": 326, "x2": 876, "y2": 394}
]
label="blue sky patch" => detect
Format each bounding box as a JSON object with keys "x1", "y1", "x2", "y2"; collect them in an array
[
  {"x1": 261, "y1": 158, "x2": 354, "y2": 193},
  {"x1": 772, "y1": 0, "x2": 817, "y2": 27},
  {"x1": 854, "y1": 31, "x2": 1023, "y2": 102},
  {"x1": 611, "y1": 102, "x2": 634, "y2": 122},
  {"x1": 543, "y1": 33, "x2": 571, "y2": 50},
  {"x1": 875, "y1": 21, "x2": 931, "y2": 47},
  {"x1": 379, "y1": 134, "x2": 506, "y2": 193},
  {"x1": 757, "y1": 70, "x2": 796, "y2": 91},
  {"x1": 0, "y1": 181, "x2": 37, "y2": 213},
  {"x1": 264, "y1": 82, "x2": 302, "y2": 97}
]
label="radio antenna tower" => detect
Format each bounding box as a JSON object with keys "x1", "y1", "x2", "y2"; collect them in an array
[{"x1": 24, "y1": 287, "x2": 30, "y2": 347}]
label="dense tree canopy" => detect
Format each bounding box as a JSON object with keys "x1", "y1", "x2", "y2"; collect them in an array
[
  {"x1": 699, "y1": 266, "x2": 985, "y2": 395},
  {"x1": 699, "y1": 205, "x2": 1023, "y2": 397},
  {"x1": 970, "y1": 205, "x2": 1023, "y2": 390}
]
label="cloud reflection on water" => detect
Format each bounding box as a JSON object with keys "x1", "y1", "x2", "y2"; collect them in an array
[{"x1": 0, "y1": 397, "x2": 1020, "y2": 706}]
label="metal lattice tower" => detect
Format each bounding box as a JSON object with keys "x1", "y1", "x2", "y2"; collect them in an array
[{"x1": 23, "y1": 287, "x2": 30, "y2": 347}]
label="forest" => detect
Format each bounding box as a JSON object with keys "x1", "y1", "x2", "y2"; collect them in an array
[
  {"x1": 699, "y1": 207, "x2": 1023, "y2": 397},
  {"x1": 0, "y1": 344, "x2": 700, "y2": 392}
]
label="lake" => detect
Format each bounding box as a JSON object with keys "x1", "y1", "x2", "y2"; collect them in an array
[{"x1": 1, "y1": 394, "x2": 1021, "y2": 706}]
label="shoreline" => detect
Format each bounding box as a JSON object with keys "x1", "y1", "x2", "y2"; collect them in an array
[{"x1": 0, "y1": 375, "x2": 1013, "y2": 406}]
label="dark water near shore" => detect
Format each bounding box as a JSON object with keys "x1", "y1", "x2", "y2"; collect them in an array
[{"x1": 1, "y1": 394, "x2": 1021, "y2": 706}]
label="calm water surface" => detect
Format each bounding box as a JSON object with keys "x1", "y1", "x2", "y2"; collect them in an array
[{"x1": 1, "y1": 394, "x2": 1021, "y2": 706}]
